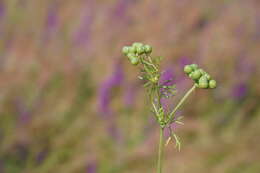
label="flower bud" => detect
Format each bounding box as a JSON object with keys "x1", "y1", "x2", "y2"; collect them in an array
[
  {"x1": 184, "y1": 65, "x2": 193, "y2": 74},
  {"x1": 198, "y1": 68, "x2": 206, "y2": 75},
  {"x1": 198, "y1": 76, "x2": 208, "y2": 89},
  {"x1": 122, "y1": 46, "x2": 129, "y2": 55},
  {"x1": 190, "y1": 64, "x2": 198, "y2": 70},
  {"x1": 128, "y1": 46, "x2": 136, "y2": 54},
  {"x1": 136, "y1": 46, "x2": 145, "y2": 54},
  {"x1": 209, "y1": 80, "x2": 217, "y2": 89},
  {"x1": 191, "y1": 70, "x2": 202, "y2": 80},
  {"x1": 130, "y1": 56, "x2": 139, "y2": 65},
  {"x1": 144, "y1": 45, "x2": 152, "y2": 54},
  {"x1": 127, "y1": 53, "x2": 135, "y2": 58},
  {"x1": 204, "y1": 73, "x2": 211, "y2": 80}
]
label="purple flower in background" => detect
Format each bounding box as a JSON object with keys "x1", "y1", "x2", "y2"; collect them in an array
[
  {"x1": 123, "y1": 84, "x2": 137, "y2": 108},
  {"x1": 98, "y1": 62, "x2": 124, "y2": 116},
  {"x1": 86, "y1": 160, "x2": 97, "y2": 173},
  {"x1": 74, "y1": 0, "x2": 94, "y2": 46},
  {"x1": 44, "y1": 3, "x2": 59, "y2": 42},
  {"x1": 46, "y1": 6, "x2": 58, "y2": 31},
  {"x1": 232, "y1": 82, "x2": 247, "y2": 100},
  {"x1": 112, "y1": 0, "x2": 131, "y2": 18},
  {"x1": 36, "y1": 149, "x2": 48, "y2": 164},
  {"x1": 160, "y1": 68, "x2": 175, "y2": 86},
  {"x1": 0, "y1": 1, "x2": 5, "y2": 20},
  {"x1": 74, "y1": 15, "x2": 92, "y2": 46},
  {"x1": 98, "y1": 62, "x2": 124, "y2": 141},
  {"x1": 159, "y1": 67, "x2": 176, "y2": 111}
]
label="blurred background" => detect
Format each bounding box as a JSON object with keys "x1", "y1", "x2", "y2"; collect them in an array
[{"x1": 0, "y1": 0, "x2": 260, "y2": 172}]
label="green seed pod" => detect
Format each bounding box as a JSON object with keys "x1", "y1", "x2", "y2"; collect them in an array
[
  {"x1": 204, "y1": 73, "x2": 211, "y2": 80},
  {"x1": 130, "y1": 56, "x2": 139, "y2": 65},
  {"x1": 198, "y1": 68, "x2": 206, "y2": 75},
  {"x1": 184, "y1": 65, "x2": 193, "y2": 74},
  {"x1": 198, "y1": 76, "x2": 208, "y2": 89},
  {"x1": 191, "y1": 70, "x2": 202, "y2": 80},
  {"x1": 128, "y1": 46, "x2": 136, "y2": 54},
  {"x1": 132, "y1": 42, "x2": 143, "y2": 49},
  {"x1": 144, "y1": 45, "x2": 152, "y2": 54},
  {"x1": 127, "y1": 53, "x2": 135, "y2": 59},
  {"x1": 209, "y1": 80, "x2": 217, "y2": 89},
  {"x1": 122, "y1": 46, "x2": 129, "y2": 55},
  {"x1": 190, "y1": 64, "x2": 198, "y2": 70},
  {"x1": 136, "y1": 46, "x2": 145, "y2": 54}
]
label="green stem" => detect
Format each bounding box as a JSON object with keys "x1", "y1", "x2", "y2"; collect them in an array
[
  {"x1": 157, "y1": 127, "x2": 164, "y2": 173},
  {"x1": 167, "y1": 84, "x2": 196, "y2": 124}
]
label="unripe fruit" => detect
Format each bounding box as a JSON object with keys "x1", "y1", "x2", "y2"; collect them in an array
[
  {"x1": 127, "y1": 53, "x2": 135, "y2": 58},
  {"x1": 130, "y1": 56, "x2": 139, "y2": 65},
  {"x1": 128, "y1": 46, "x2": 136, "y2": 54},
  {"x1": 209, "y1": 80, "x2": 217, "y2": 89},
  {"x1": 144, "y1": 45, "x2": 152, "y2": 54},
  {"x1": 191, "y1": 70, "x2": 202, "y2": 80},
  {"x1": 204, "y1": 74, "x2": 211, "y2": 80},
  {"x1": 132, "y1": 42, "x2": 143, "y2": 49},
  {"x1": 198, "y1": 69, "x2": 206, "y2": 75},
  {"x1": 190, "y1": 64, "x2": 198, "y2": 70},
  {"x1": 184, "y1": 65, "x2": 193, "y2": 74},
  {"x1": 198, "y1": 76, "x2": 208, "y2": 89},
  {"x1": 122, "y1": 46, "x2": 129, "y2": 55},
  {"x1": 136, "y1": 46, "x2": 145, "y2": 54}
]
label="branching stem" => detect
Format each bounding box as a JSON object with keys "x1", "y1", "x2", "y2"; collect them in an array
[{"x1": 167, "y1": 84, "x2": 196, "y2": 124}]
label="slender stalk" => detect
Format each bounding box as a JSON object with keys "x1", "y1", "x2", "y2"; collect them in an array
[
  {"x1": 157, "y1": 127, "x2": 164, "y2": 173},
  {"x1": 167, "y1": 84, "x2": 196, "y2": 123}
]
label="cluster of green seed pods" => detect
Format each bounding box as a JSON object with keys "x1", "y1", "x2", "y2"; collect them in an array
[
  {"x1": 184, "y1": 64, "x2": 217, "y2": 89},
  {"x1": 122, "y1": 42, "x2": 152, "y2": 65}
]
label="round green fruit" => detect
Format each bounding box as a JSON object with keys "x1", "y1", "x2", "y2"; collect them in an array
[
  {"x1": 198, "y1": 69, "x2": 206, "y2": 75},
  {"x1": 198, "y1": 76, "x2": 208, "y2": 89},
  {"x1": 136, "y1": 46, "x2": 145, "y2": 54},
  {"x1": 144, "y1": 45, "x2": 152, "y2": 54},
  {"x1": 184, "y1": 65, "x2": 193, "y2": 74},
  {"x1": 128, "y1": 46, "x2": 136, "y2": 54},
  {"x1": 130, "y1": 56, "x2": 139, "y2": 65},
  {"x1": 190, "y1": 64, "x2": 198, "y2": 70},
  {"x1": 191, "y1": 70, "x2": 202, "y2": 80},
  {"x1": 209, "y1": 80, "x2": 217, "y2": 89},
  {"x1": 122, "y1": 46, "x2": 129, "y2": 55},
  {"x1": 127, "y1": 53, "x2": 135, "y2": 58},
  {"x1": 204, "y1": 74, "x2": 211, "y2": 80}
]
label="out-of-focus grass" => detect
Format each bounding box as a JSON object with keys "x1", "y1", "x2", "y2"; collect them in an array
[{"x1": 0, "y1": 0, "x2": 259, "y2": 172}]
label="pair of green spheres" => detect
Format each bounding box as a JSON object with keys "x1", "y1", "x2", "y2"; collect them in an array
[
  {"x1": 122, "y1": 43, "x2": 153, "y2": 65},
  {"x1": 184, "y1": 64, "x2": 217, "y2": 89}
]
